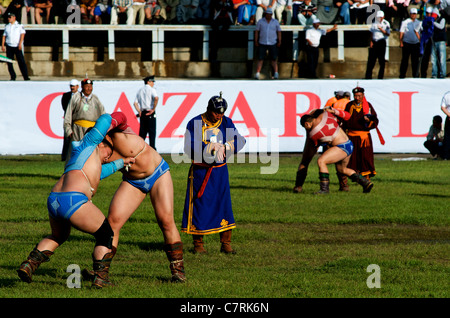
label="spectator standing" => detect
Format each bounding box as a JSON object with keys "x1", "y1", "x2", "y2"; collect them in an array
[
  {"x1": 305, "y1": 18, "x2": 337, "y2": 78},
  {"x1": 134, "y1": 76, "x2": 159, "y2": 150},
  {"x1": 61, "y1": 79, "x2": 80, "y2": 161},
  {"x1": 64, "y1": 78, "x2": 106, "y2": 152},
  {"x1": 424, "y1": 115, "x2": 444, "y2": 158},
  {"x1": 365, "y1": 10, "x2": 390, "y2": 79},
  {"x1": 420, "y1": 6, "x2": 434, "y2": 78},
  {"x1": 110, "y1": 0, "x2": 134, "y2": 24},
  {"x1": 431, "y1": 7, "x2": 446, "y2": 78},
  {"x1": 440, "y1": 91, "x2": 450, "y2": 159},
  {"x1": 1, "y1": 12, "x2": 30, "y2": 81},
  {"x1": 254, "y1": 7, "x2": 281, "y2": 79},
  {"x1": 399, "y1": 7, "x2": 422, "y2": 78}
]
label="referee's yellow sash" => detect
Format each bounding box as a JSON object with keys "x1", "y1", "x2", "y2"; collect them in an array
[{"x1": 74, "y1": 119, "x2": 96, "y2": 128}]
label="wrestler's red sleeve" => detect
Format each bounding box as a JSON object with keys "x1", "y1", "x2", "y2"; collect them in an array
[{"x1": 110, "y1": 112, "x2": 129, "y2": 131}]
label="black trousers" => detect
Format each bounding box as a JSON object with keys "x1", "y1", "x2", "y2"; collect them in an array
[
  {"x1": 6, "y1": 45, "x2": 29, "y2": 80},
  {"x1": 139, "y1": 110, "x2": 157, "y2": 150},
  {"x1": 399, "y1": 42, "x2": 420, "y2": 78},
  {"x1": 365, "y1": 39, "x2": 386, "y2": 79},
  {"x1": 306, "y1": 45, "x2": 319, "y2": 79},
  {"x1": 443, "y1": 117, "x2": 450, "y2": 160}
]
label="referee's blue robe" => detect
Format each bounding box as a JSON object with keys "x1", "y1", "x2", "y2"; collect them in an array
[{"x1": 181, "y1": 114, "x2": 246, "y2": 235}]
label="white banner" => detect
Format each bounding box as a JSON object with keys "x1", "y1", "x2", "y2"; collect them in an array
[{"x1": 1, "y1": 79, "x2": 448, "y2": 155}]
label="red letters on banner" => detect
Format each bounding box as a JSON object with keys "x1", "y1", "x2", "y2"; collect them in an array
[{"x1": 35, "y1": 90, "x2": 426, "y2": 140}]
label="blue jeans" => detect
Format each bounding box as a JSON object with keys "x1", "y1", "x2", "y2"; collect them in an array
[
  {"x1": 339, "y1": 2, "x2": 350, "y2": 25},
  {"x1": 431, "y1": 41, "x2": 447, "y2": 78}
]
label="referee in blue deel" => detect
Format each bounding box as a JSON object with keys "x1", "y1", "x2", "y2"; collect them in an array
[{"x1": 134, "y1": 75, "x2": 159, "y2": 150}]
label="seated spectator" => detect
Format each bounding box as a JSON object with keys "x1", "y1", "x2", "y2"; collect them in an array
[
  {"x1": 298, "y1": 0, "x2": 317, "y2": 26},
  {"x1": 291, "y1": 0, "x2": 302, "y2": 24},
  {"x1": 21, "y1": 0, "x2": 35, "y2": 24},
  {"x1": 316, "y1": 0, "x2": 339, "y2": 24},
  {"x1": 211, "y1": 0, "x2": 233, "y2": 29},
  {"x1": 195, "y1": 0, "x2": 210, "y2": 23},
  {"x1": 233, "y1": 0, "x2": 248, "y2": 25},
  {"x1": 94, "y1": 0, "x2": 112, "y2": 23},
  {"x1": 335, "y1": 0, "x2": 350, "y2": 24},
  {"x1": 387, "y1": 0, "x2": 409, "y2": 30},
  {"x1": 176, "y1": 0, "x2": 198, "y2": 23},
  {"x1": 349, "y1": 0, "x2": 370, "y2": 24},
  {"x1": 243, "y1": 0, "x2": 257, "y2": 24},
  {"x1": 132, "y1": 0, "x2": 145, "y2": 24},
  {"x1": 5, "y1": 0, "x2": 23, "y2": 22},
  {"x1": 424, "y1": 115, "x2": 444, "y2": 158},
  {"x1": 159, "y1": 0, "x2": 178, "y2": 23},
  {"x1": 110, "y1": 0, "x2": 134, "y2": 24},
  {"x1": 34, "y1": 0, "x2": 52, "y2": 24},
  {"x1": 80, "y1": 0, "x2": 97, "y2": 23},
  {"x1": 274, "y1": 0, "x2": 292, "y2": 25},
  {"x1": 144, "y1": 0, "x2": 161, "y2": 23},
  {"x1": 255, "y1": 0, "x2": 274, "y2": 23},
  {"x1": 371, "y1": 0, "x2": 387, "y2": 14}
]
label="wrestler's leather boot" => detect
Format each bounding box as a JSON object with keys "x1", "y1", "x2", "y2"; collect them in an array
[
  {"x1": 92, "y1": 251, "x2": 115, "y2": 288},
  {"x1": 17, "y1": 245, "x2": 54, "y2": 283},
  {"x1": 193, "y1": 235, "x2": 207, "y2": 254},
  {"x1": 350, "y1": 173, "x2": 373, "y2": 193},
  {"x1": 337, "y1": 173, "x2": 349, "y2": 192},
  {"x1": 82, "y1": 246, "x2": 116, "y2": 283},
  {"x1": 220, "y1": 230, "x2": 236, "y2": 254},
  {"x1": 315, "y1": 175, "x2": 330, "y2": 194},
  {"x1": 164, "y1": 242, "x2": 186, "y2": 283}
]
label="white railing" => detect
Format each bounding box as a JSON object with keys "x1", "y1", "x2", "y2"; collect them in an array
[{"x1": 0, "y1": 24, "x2": 373, "y2": 62}]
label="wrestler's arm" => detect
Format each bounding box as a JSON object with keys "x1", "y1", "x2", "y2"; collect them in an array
[{"x1": 100, "y1": 160, "x2": 125, "y2": 180}]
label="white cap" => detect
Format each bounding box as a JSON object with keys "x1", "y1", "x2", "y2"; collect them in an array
[
  {"x1": 410, "y1": 8, "x2": 418, "y2": 14},
  {"x1": 70, "y1": 79, "x2": 79, "y2": 86},
  {"x1": 312, "y1": 18, "x2": 321, "y2": 24},
  {"x1": 426, "y1": 7, "x2": 433, "y2": 13},
  {"x1": 376, "y1": 10, "x2": 384, "y2": 18}
]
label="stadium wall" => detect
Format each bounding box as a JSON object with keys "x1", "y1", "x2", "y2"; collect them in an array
[{"x1": 0, "y1": 79, "x2": 446, "y2": 155}]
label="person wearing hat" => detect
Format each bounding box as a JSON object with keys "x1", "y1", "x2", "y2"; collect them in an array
[
  {"x1": 1, "y1": 12, "x2": 30, "y2": 81},
  {"x1": 134, "y1": 75, "x2": 159, "y2": 150},
  {"x1": 365, "y1": 10, "x2": 390, "y2": 79},
  {"x1": 430, "y1": 7, "x2": 446, "y2": 79},
  {"x1": 419, "y1": 6, "x2": 435, "y2": 78},
  {"x1": 254, "y1": 6, "x2": 281, "y2": 79},
  {"x1": 255, "y1": 0, "x2": 275, "y2": 23},
  {"x1": 64, "y1": 78, "x2": 106, "y2": 157},
  {"x1": 305, "y1": 18, "x2": 337, "y2": 78},
  {"x1": 60, "y1": 79, "x2": 80, "y2": 161},
  {"x1": 182, "y1": 92, "x2": 246, "y2": 254},
  {"x1": 341, "y1": 86, "x2": 379, "y2": 181},
  {"x1": 399, "y1": 7, "x2": 422, "y2": 78}
]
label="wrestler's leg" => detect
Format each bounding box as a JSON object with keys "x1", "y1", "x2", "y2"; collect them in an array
[
  {"x1": 69, "y1": 201, "x2": 112, "y2": 259},
  {"x1": 108, "y1": 181, "x2": 146, "y2": 249},
  {"x1": 335, "y1": 155, "x2": 356, "y2": 177},
  {"x1": 37, "y1": 217, "x2": 71, "y2": 252},
  {"x1": 150, "y1": 171, "x2": 186, "y2": 282},
  {"x1": 317, "y1": 147, "x2": 347, "y2": 174},
  {"x1": 150, "y1": 171, "x2": 181, "y2": 244},
  {"x1": 294, "y1": 138, "x2": 318, "y2": 192}
]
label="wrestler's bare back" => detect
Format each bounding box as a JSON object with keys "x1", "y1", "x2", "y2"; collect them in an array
[{"x1": 107, "y1": 131, "x2": 163, "y2": 180}]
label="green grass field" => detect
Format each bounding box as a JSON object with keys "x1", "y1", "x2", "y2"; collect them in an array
[{"x1": 0, "y1": 154, "x2": 448, "y2": 302}]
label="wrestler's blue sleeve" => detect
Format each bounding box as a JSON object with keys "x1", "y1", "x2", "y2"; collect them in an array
[
  {"x1": 83, "y1": 113, "x2": 112, "y2": 145},
  {"x1": 100, "y1": 159, "x2": 125, "y2": 180}
]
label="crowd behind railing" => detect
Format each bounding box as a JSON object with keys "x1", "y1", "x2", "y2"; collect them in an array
[{"x1": 1, "y1": 0, "x2": 450, "y2": 29}]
